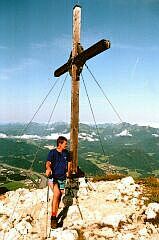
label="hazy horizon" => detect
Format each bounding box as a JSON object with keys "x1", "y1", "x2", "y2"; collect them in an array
[{"x1": 0, "y1": 120, "x2": 159, "y2": 129}]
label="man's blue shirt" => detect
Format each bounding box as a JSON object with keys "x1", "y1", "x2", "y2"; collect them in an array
[{"x1": 47, "y1": 148, "x2": 70, "y2": 180}]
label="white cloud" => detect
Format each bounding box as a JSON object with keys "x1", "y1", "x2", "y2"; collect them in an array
[
  {"x1": 113, "y1": 43, "x2": 159, "y2": 52},
  {"x1": 0, "y1": 45, "x2": 8, "y2": 49},
  {"x1": 30, "y1": 42, "x2": 49, "y2": 49},
  {"x1": 30, "y1": 35, "x2": 71, "y2": 54},
  {"x1": 136, "y1": 122, "x2": 159, "y2": 129},
  {"x1": 0, "y1": 72, "x2": 9, "y2": 80},
  {"x1": 116, "y1": 129, "x2": 132, "y2": 137},
  {"x1": 45, "y1": 133, "x2": 70, "y2": 140},
  {"x1": 113, "y1": 43, "x2": 143, "y2": 51},
  {"x1": 44, "y1": 145, "x2": 54, "y2": 150},
  {"x1": 152, "y1": 134, "x2": 159, "y2": 137},
  {"x1": 0, "y1": 133, "x2": 8, "y2": 138},
  {"x1": 79, "y1": 133, "x2": 98, "y2": 141},
  {"x1": 0, "y1": 58, "x2": 38, "y2": 80},
  {"x1": 11, "y1": 133, "x2": 70, "y2": 140},
  {"x1": 0, "y1": 132, "x2": 99, "y2": 142},
  {"x1": 16, "y1": 134, "x2": 41, "y2": 140},
  {"x1": 52, "y1": 34, "x2": 72, "y2": 53}
]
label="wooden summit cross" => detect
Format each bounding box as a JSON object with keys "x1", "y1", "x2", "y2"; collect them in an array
[{"x1": 54, "y1": 5, "x2": 110, "y2": 174}]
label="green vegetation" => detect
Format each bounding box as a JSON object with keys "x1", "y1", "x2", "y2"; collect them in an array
[
  {"x1": 92, "y1": 173, "x2": 125, "y2": 182},
  {"x1": 0, "y1": 138, "x2": 48, "y2": 173},
  {"x1": 137, "y1": 177, "x2": 159, "y2": 204},
  {"x1": 0, "y1": 122, "x2": 159, "y2": 181},
  {"x1": 126, "y1": 170, "x2": 142, "y2": 179},
  {"x1": 2, "y1": 181, "x2": 27, "y2": 191}
]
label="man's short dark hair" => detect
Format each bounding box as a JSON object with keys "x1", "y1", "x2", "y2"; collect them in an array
[{"x1": 57, "y1": 136, "x2": 67, "y2": 147}]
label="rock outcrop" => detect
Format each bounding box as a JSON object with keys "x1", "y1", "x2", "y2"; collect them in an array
[{"x1": 0, "y1": 176, "x2": 159, "y2": 240}]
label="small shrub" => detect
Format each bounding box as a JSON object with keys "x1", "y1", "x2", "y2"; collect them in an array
[
  {"x1": 137, "y1": 177, "x2": 159, "y2": 204},
  {"x1": 92, "y1": 172, "x2": 125, "y2": 182},
  {"x1": 76, "y1": 229, "x2": 86, "y2": 240}
]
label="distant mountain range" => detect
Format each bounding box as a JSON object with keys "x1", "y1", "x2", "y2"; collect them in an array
[{"x1": 0, "y1": 122, "x2": 159, "y2": 179}]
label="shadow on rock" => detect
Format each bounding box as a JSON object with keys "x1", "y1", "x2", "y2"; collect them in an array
[{"x1": 57, "y1": 178, "x2": 80, "y2": 227}]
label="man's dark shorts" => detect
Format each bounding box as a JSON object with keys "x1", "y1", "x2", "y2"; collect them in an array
[{"x1": 48, "y1": 178, "x2": 66, "y2": 190}]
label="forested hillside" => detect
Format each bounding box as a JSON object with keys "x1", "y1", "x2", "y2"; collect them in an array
[{"x1": 0, "y1": 122, "x2": 159, "y2": 181}]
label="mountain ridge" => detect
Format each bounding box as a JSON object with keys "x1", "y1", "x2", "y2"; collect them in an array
[{"x1": 0, "y1": 122, "x2": 159, "y2": 190}]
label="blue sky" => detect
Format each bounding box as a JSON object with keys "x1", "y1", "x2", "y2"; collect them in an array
[{"x1": 1, "y1": 0, "x2": 159, "y2": 127}]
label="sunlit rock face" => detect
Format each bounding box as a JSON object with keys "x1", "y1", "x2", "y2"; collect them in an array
[{"x1": 0, "y1": 176, "x2": 159, "y2": 240}]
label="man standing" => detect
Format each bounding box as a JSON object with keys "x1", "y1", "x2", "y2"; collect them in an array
[{"x1": 46, "y1": 136, "x2": 71, "y2": 228}]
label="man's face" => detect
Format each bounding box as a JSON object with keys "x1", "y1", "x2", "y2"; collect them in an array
[{"x1": 60, "y1": 140, "x2": 67, "y2": 150}]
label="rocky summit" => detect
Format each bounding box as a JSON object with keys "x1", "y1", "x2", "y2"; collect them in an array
[{"x1": 0, "y1": 176, "x2": 159, "y2": 240}]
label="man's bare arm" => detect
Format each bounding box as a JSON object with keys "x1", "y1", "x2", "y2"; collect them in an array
[
  {"x1": 46, "y1": 161, "x2": 52, "y2": 177},
  {"x1": 66, "y1": 161, "x2": 72, "y2": 177}
]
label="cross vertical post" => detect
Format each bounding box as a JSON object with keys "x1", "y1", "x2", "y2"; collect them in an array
[
  {"x1": 70, "y1": 5, "x2": 81, "y2": 173},
  {"x1": 54, "y1": 5, "x2": 111, "y2": 176}
]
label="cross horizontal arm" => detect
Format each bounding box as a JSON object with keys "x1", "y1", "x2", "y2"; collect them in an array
[
  {"x1": 74, "y1": 39, "x2": 110, "y2": 66},
  {"x1": 54, "y1": 62, "x2": 70, "y2": 78},
  {"x1": 54, "y1": 39, "x2": 110, "y2": 77}
]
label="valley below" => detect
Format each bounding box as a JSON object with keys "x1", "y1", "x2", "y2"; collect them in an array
[{"x1": 0, "y1": 122, "x2": 159, "y2": 192}]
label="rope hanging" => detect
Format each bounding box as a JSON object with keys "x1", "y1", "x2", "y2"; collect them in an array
[
  {"x1": 29, "y1": 74, "x2": 68, "y2": 172},
  {"x1": 81, "y1": 73, "x2": 106, "y2": 157},
  {"x1": 19, "y1": 77, "x2": 60, "y2": 138},
  {"x1": 5, "y1": 75, "x2": 68, "y2": 240},
  {"x1": 85, "y1": 63, "x2": 123, "y2": 123},
  {"x1": 6, "y1": 54, "x2": 124, "y2": 240}
]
